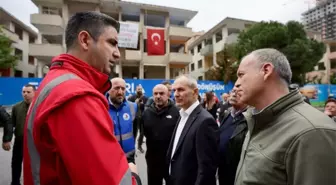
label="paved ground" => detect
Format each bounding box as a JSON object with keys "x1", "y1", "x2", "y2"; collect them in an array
[
  {"x1": 0, "y1": 129, "x2": 12, "y2": 185},
  {"x1": 0, "y1": 129, "x2": 149, "y2": 185}
]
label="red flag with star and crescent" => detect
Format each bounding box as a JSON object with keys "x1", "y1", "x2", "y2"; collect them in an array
[{"x1": 147, "y1": 28, "x2": 165, "y2": 55}]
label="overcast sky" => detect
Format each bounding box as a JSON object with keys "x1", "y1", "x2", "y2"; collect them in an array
[{"x1": 1, "y1": 0, "x2": 311, "y2": 32}]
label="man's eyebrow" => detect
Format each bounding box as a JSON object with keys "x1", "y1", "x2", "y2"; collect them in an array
[{"x1": 108, "y1": 38, "x2": 118, "y2": 45}]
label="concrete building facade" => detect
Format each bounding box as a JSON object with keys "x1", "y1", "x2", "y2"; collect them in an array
[
  {"x1": 187, "y1": 17, "x2": 256, "y2": 80},
  {"x1": 0, "y1": 7, "x2": 38, "y2": 77},
  {"x1": 302, "y1": 0, "x2": 336, "y2": 40},
  {"x1": 306, "y1": 30, "x2": 336, "y2": 83},
  {"x1": 30, "y1": 0, "x2": 197, "y2": 79}
]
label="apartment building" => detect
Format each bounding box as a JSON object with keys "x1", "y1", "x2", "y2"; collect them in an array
[
  {"x1": 306, "y1": 30, "x2": 336, "y2": 83},
  {"x1": 187, "y1": 17, "x2": 256, "y2": 80},
  {"x1": 30, "y1": 0, "x2": 197, "y2": 79},
  {"x1": 302, "y1": 0, "x2": 336, "y2": 40},
  {"x1": 0, "y1": 7, "x2": 38, "y2": 77}
]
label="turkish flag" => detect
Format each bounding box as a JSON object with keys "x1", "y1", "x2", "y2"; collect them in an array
[{"x1": 147, "y1": 28, "x2": 165, "y2": 55}]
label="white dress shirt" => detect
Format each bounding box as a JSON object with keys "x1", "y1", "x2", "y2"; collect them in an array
[{"x1": 169, "y1": 100, "x2": 200, "y2": 174}]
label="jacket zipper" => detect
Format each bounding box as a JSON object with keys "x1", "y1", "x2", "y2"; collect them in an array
[{"x1": 116, "y1": 112, "x2": 123, "y2": 148}]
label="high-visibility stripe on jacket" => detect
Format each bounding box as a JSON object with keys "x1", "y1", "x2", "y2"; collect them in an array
[
  {"x1": 25, "y1": 73, "x2": 136, "y2": 185},
  {"x1": 107, "y1": 95, "x2": 137, "y2": 157}
]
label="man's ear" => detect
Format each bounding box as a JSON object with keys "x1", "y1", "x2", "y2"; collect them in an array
[
  {"x1": 193, "y1": 88, "x2": 199, "y2": 98},
  {"x1": 261, "y1": 62, "x2": 274, "y2": 81},
  {"x1": 77, "y1": 31, "x2": 92, "y2": 51}
]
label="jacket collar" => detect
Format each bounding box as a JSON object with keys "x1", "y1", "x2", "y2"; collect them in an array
[
  {"x1": 244, "y1": 89, "x2": 304, "y2": 134},
  {"x1": 50, "y1": 54, "x2": 112, "y2": 94}
]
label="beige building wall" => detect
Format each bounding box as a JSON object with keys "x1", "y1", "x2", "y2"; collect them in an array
[
  {"x1": 29, "y1": 0, "x2": 197, "y2": 79},
  {"x1": 187, "y1": 17, "x2": 256, "y2": 80},
  {"x1": 0, "y1": 8, "x2": 38, "y2": 77}
]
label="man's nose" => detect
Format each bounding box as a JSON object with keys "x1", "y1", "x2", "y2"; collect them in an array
[
  {"x1": 234, "y1": 80, "x2": 241, "y2": 90},
  {"x1": 113, "y1": 47, "x2": 121, "y2": 59}
]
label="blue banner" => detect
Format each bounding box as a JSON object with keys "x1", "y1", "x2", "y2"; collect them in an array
[{"x1": 0, "y1": 77, "x2": 233, "y2": 107}]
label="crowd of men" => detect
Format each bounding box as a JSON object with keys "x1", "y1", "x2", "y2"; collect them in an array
[{"x1": 0, "y1": 11, "x2": 336, "y2": 185}]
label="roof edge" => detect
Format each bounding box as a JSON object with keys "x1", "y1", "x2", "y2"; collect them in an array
[
  {"x1": 0, "y1": 7, "x2": 38, "y2": 37},
  {"x1": 187, "y1": 17, "x2": 257, "y2": 50}
]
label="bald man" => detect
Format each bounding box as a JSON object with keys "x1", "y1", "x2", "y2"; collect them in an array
[
  {"x1": 107, "y1": 78, "x2": 139, "y2": 165},
  {"x1": 138, "y1": 84, "x2": 180, "y2": 185},
  {"x1": 167, "y1": 75, "x2": 219, "y2": 185}
]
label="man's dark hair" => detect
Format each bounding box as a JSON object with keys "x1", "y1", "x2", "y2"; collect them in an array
[
  {"x1": 325, "y1": 98, "x2": 336, "y2": 107},
  {"x1": 65, "y1": 11, "x2": 120, "y2": 50},
  {"x1": 24, "y1": 84, "x2": 36, "y2": 91},
  {"x1": 161, "y1": 80, "x2": 171, "y2": 85}
]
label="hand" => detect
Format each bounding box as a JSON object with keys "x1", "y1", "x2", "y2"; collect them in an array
[
  {"x1": 138, "y1": 146, "x2": 144, "y2": 154},
  {"x1": 2, "y1": 142, "x2": 11, "y2": 151},
  {"x1": 128, "y1": 163, "x2": 138, "y2": 174},
  {"x1": 324, "y1": 110, "x2": 332, "y2": 116},
  {"x1": 135, "y1": 98, "x2": 140, "y2": 104}
]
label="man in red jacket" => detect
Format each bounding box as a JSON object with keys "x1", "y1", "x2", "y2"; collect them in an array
[{"x1": 23, "y1": 11, "x2": 141, "y2": 185}]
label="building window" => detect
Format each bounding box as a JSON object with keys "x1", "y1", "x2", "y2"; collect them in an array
[
  {"x1": 14, "y1": 26, "x2": 23, "y2": 40},
  {"x1": 190, "y1": 63, "x2": 195, "y2": 71},
  {"x1": 42, "y1": 6, "x2": 62, "y2": 16},
  {"x1": 121, "y1": 14, "x2": 140, "y2": 22},
  {"x1": 318, "y1": 62, "x2": 326, "y2": 70},
  {"x1": 28, "y1": 56, "x2": 35, "y2": 65},
  {"x1": 170, "y1": 18, "x2": 184, "y2": 26},
  {"x1": 330, "y1": 45, "x2": 336, "y2": 52},
  {"x1": 28, "y1": 73, "x2": 35, "y2": 77},
  {"x1": 215, "y1": 32, "x2": 222, "y2": 43},
  {"x1": 144, "y1": 13, "x2": 166, "y2": 27},
  {"x1": 205, "y1": 38, "x2": 213, "y2": 45},
  {"x1": 198, "y1": 60, "x2": 203, "y2": 68},
  {"x1": 15, "y1": 48, "x2": 23, "y2": 61},
  {"x1": 29, "y1": 36, "x2": 35, "y2": 43},
  {"x1": 190, "y1": 49, "x2": 194, "y2": 55},
  {"x1": 14, "y1": 70, "x2": 22, "y2": 77},
  {"x1": 331, "y1": 59, "x2": 336, "y2": 69},
  {"x1": 198, "y1": 76, "x2": 203, "y2": 80},
  {"x1": 170, "y1": 44, "x2": 183, "y2": 53},
  {"x1": 197, "y1": 44, "x2": 202, "y2": 53}
]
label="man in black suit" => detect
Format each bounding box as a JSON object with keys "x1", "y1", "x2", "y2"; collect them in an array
[{"x1": 166, "y1": 75, "x2": 219, "y2": 185}]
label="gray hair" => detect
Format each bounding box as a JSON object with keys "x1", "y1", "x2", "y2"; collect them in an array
[
  {"x1": 251, "y1": 48, "x2": 292, "y2": 85},
  {"x1": 175, "y1": 74, "x2": 198, "y2": 89}
]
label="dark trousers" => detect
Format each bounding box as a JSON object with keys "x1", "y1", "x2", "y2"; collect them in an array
[
  {"x1": 11, "y1": 137, "x2": 23, "y2": 185},
  {"x1": 147, "y1": 159, "x2": 167, "y2": 185}
]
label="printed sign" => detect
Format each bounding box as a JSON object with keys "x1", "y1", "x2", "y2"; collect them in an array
[{"x1": 118, "y1": 22, "x2": 139, "y2": 49}]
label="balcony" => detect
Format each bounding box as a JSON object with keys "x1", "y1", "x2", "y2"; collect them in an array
[
  {"x1": 142, "y1": 53, "x2": 168, "y2": 65},
  {"x1": 329, "y1": 52, "x2": 336, "y2": 59},
  {"x1": 169, "y1": 26, "x2": 193, "y2": 41},
  {"x1": 200, "y1": 44, "x2": 213, "y2": 56},
  {"x1": 169, "y1": 52, "x2": 192, "y2": 64},
  {"x1": 1, "y1": 27, "x2": 19, "y2": 43},
  {"x1": 29, "y1": 43, "x2": 63, "y2": 62},
  {"x1": 31, "y1": 14, "x2": 63, "y2": 35},
  {"x1": 125, "y1": 50, "x2": 142, "y2": 61}
]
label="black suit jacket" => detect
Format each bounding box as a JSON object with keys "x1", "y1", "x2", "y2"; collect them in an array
[{"x1": 166, "y1": 104, "x2": 219, "y2": 185}]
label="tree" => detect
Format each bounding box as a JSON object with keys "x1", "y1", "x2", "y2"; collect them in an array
[
  {"x1": 0, "y1": 26, "x2": 19, "y2": 70},
  {"x1": 234, "y1": 21, "x2": 326, "y2": 85},
  {"x1": 205, "y1": 44, "x2": 238, "y2": 83}
]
